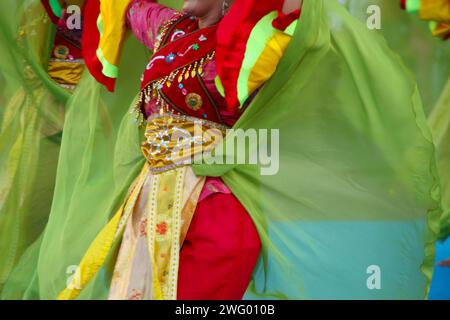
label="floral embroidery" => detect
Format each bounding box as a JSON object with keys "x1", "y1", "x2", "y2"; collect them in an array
[
  {"x1": 139, "y1": 217, "x2": 147, "y2": 237},
  {"x1": 156, "y1": 221, "x2": 168, "y2": 236},
  {"x1": 128, "y1": 289, "x2": 143, "y2": 300}
]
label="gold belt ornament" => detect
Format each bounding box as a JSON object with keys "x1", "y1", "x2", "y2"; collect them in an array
[
  {"x1": 141, "y1": 113, "x2": 228, "y2": 174},
  {"x1": 47, "y1": 59, "x2": 85, "y2": 89}
]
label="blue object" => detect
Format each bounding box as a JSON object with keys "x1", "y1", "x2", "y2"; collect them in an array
[
  {"x1": 165, "y1": 53, "x2": 177, "y2": 64},
  {"x1": 429, "y1": 238, "x2": 450, "y2": 300}
]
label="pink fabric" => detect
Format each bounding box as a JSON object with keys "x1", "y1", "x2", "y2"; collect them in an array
[
  {"x1": 127, "y1": 0, "x2": 178, "y2": 50},
  {"x1": 178, "y1": 192, "x2": 261, "y2": 300},
  {"x1": 199, "y1": 177, "x2": 232, "y2": 202}
]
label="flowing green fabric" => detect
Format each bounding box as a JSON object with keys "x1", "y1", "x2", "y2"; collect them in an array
[
  {"x1": 342, "y1": 0, "x2": 450, "y2": 240},
  {"x1": 0, "y1": 0, "x2": 70, "y2": 293},
  {"x1": 194, "y1": 0, "x2": 441, "y2": 299},
  {"x1": 1, "y1": 0, "x2": 442, "y2": 299},
  {"x1": 344, "y1": 0, "x2": 450, "y2": 240},
  {"x1": 343, "y1": 0, "x2": 450, "y2": 116},
  {"x1": 429, "y1": 79, "x2": 450, "y2": 239},
  {"x1": 0, "y1": 0, "x2": 180, "y2": 300}
]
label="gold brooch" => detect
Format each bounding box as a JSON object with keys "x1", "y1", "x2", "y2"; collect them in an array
[
  {"x1": 185, "y1": 93, "x2": 203, "y2": 111},
  {"x1": 54, "y1": 45, "x2": 69, "y2": 59}
]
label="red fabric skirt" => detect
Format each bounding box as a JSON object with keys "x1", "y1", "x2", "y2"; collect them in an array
[{"x1": 177, "y1": 179, "x2": 261, "y2": 300}]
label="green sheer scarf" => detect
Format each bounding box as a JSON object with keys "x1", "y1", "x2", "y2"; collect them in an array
[
  {"x1": 343, "y1": 0, "x2": 450, "y2": 116},
  {"x1": 342, "y1": 0, "x2": 450, "y2": 240},
  {"x1": 1, "y1": 0, "x2": 442, "y2": 299},
  {"x1": 194, "y1": 0, "x2": 441, "y2": 298},
  {"x1": 0, "y1": 0, "x2": 70, "y2": 293},
  {"x1": 348, "y1": 0, "x2": 450, "y2": 240},
  {"x1": 0, "y1": 0, "x2": 180, "y2": 300},
  {"x1": 429, "y1": 79, "x2": 450, "y2": 240}
]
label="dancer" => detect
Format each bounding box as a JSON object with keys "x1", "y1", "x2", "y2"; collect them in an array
[{"x1": 2, "y1": 0, "x2": 442, "y2": 300}]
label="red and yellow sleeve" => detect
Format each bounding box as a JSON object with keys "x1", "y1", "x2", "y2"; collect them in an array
[
  {"x1": 82, "y1": 0, "x2": 133, "y2": 91},
  {"x1": 215, "y1": 0, "x2": 301, "y2": 112}
]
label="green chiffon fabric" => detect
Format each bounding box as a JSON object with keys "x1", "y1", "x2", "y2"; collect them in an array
[
  {"x1": 0, "y1": 0, "x2": 179, "y2": 300},
  {"x1": 0, "y1": 0, "x2": 69, "y2": 293},
  {"x1": 343, "y1": 0, "x2": 450, "y2": 116},
  {"x1": 0, "y1": 0, "x2": 444, "y2": 299},
  {"x1": 194, "y1": 0, "x2": 441, "y2": 298},
  {"x1": 342, "y1": 0, "x2": 450, "y2": 240},
  {"x1": 429, "y1": 79, "x2": 450, "y2": 240}
]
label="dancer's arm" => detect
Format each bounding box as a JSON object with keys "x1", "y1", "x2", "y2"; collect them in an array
[{"x1": 126, "y1": 0, "x2": 179, "y2": 50}]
